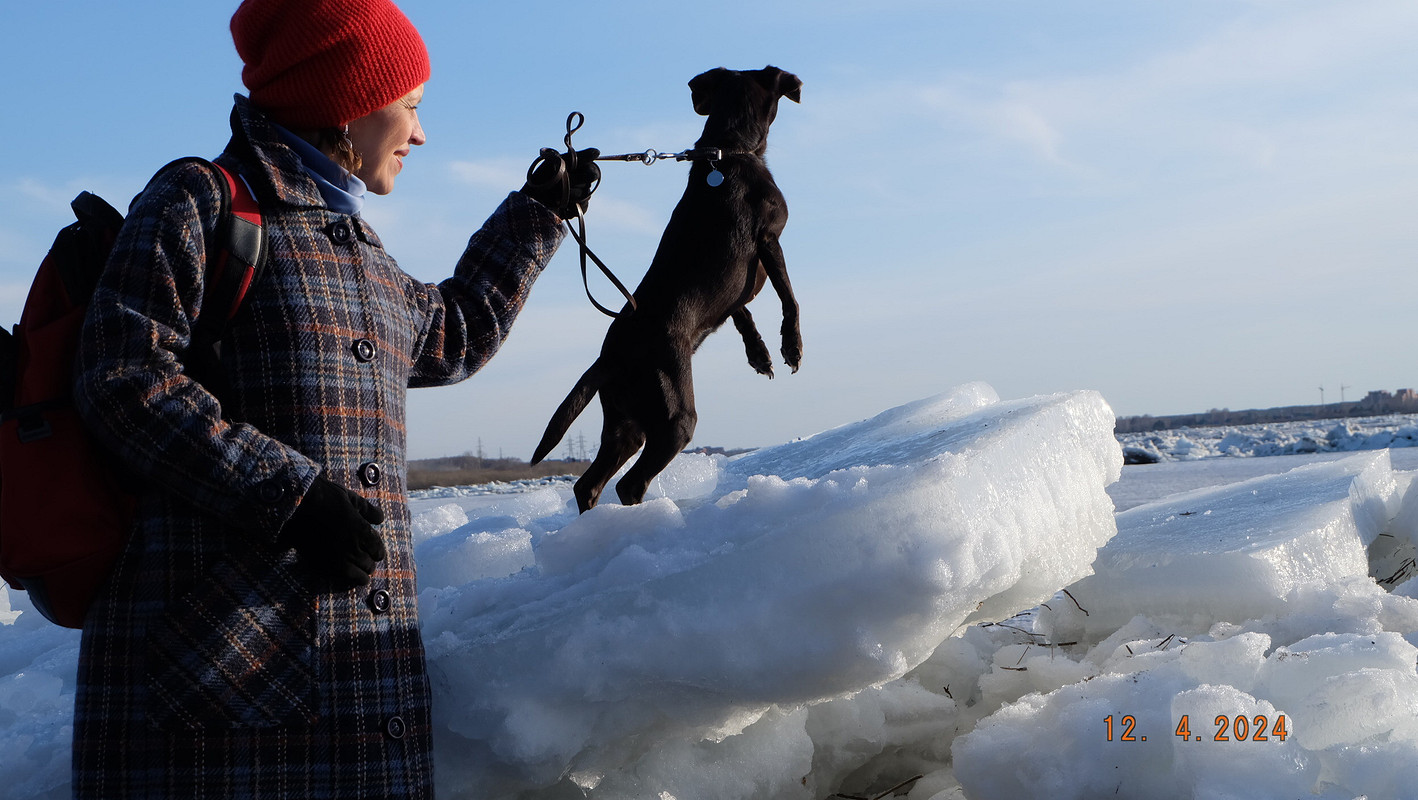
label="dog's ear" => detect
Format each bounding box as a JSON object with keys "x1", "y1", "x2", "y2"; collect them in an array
[
  {"x1": 758, "y1": 66, "x2": 802, "y2": 104},
  {"x1": 778, "y1": 70, "x2": 803, "y2": 104},
  {"x1": 689, "y1": 68, "x2": 728, "y2": 116}
]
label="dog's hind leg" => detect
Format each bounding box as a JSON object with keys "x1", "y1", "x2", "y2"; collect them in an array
[
  {"x1": 731, "y1": 307, "x2": 774, "y2": 378},
  {"x1": 615, "y1": 360, "x2": 698, "y2": 507},
  {"x1": 575, "y1": 401, "x2": 645, "y2": 512},
  {"x1": 615, "y1": 413, "x2": 696, "y2": 506}
]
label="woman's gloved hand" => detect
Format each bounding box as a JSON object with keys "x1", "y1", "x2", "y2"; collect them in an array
[
  {"x1": 280, "y1": 475, "x2": 386, "y2": 588},
  {"x1": 521, "y1": 146, "x2": 601, "y2": 220}
]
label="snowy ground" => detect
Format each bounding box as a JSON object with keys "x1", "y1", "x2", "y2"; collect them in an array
[{"x1": 6, "y1": 383, "x2": 1418, "y2": 799}]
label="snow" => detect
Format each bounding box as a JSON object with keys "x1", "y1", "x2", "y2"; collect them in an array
[
  {"x1": 1044, "y1": 451, "x2": 1401, "y2": 640},
  {"x1": 1120, "y1": 412, "x2": 1418, "y2": 462},
  {"x1": 7, "y1": 383, "x2": 1418, "y2": 799}
]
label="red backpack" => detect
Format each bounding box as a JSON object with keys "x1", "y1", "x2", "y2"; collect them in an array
[{"x1": 0, "y1": 158, "x2": 267, "y2": 628}]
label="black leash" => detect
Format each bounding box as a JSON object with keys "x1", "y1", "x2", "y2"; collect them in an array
[{"x1": 528, "y1": 112, "x2": 722, "y2": 318}]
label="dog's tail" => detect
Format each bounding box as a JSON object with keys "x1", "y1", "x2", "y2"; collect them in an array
[{"x1": 530, "y1": 360, "x2": 609, "y2": 465}]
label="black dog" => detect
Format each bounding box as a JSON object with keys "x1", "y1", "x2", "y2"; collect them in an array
[{"x1": 532, "y1": 66, "x2": 803, "y2": 512}]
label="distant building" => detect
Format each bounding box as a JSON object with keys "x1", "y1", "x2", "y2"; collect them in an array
[
  {"x1": 1361, "y1": 390, "x2": 1392, "y2": 409},
  {"x1": 1359, "y1": 389, "x2": 1418, "y2": 411}
]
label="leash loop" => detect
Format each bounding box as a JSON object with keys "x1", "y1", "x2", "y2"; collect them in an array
[
  {"x1": 564, "y1": 111, "x2": 585, "y2": 151},
  {"x1": 541, "y1": 111, "x2": 634, "y2": 318}
]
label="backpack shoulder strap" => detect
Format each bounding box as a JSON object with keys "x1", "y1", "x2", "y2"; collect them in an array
[
  {"x1": 196, "y1": 160, "x2": 267, "y2": 334},
  {"x1": 205, "y1": 161, "x2": 266, "y2": 326},
  {"x1": 141, "y1": 158, "x2": 267, "y2": 404},
  {"x1": 142, "y1": 157, "x2": 267, "y2": 354},
  {"x1": 141, "y1": 157, "x2": 268, "y2": 336}
]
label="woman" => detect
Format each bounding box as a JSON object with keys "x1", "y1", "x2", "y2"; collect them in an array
[{"x1": 70, "y1": 0, "x2": 595, "y2": 796}]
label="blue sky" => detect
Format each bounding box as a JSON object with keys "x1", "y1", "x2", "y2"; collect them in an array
[{"x1": 3, "y1": 1, "x2": 1416, "y2": 460}]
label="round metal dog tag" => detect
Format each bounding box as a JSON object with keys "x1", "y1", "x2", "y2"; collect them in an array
[{"x1": 707, "y1": 169, "x2": 724, "y2": 187}]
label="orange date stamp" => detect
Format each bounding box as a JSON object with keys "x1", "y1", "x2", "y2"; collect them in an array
[{"x1": 1104, "y1": 714, "x2": 1290, "y2": 743}]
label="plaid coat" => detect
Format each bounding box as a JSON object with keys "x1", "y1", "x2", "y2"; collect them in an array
[{"x1": 70, "y1": 96, "x2": 563, "y2": 798}]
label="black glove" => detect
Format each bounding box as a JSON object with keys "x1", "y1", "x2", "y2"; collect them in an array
[
  {"x1": 521, "y1": 147, "x2": 601, "y2": 219},
  {"x1": 280, "y1": 475, "x2": 386, "y2": 588}
]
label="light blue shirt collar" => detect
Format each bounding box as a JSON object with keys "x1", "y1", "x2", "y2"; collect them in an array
[{"x1": 271, "y1": 123, "x2": 366, "y2": 216}]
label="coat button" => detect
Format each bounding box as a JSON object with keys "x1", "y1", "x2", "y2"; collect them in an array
[
  {"x1": 385, "y1": 715, "x2": 406, "y2": 740},
  {"x1": 329, "y1": 220, "x2": 353, "y2": 244},
  {"x1": 352, "y1": 338, "x2": 376, "y2": 362},
  {"x1": 359, "y1": 462, "x2": 383, "y2": 487},
  {"x1": 368, "y1": 588, "x2": 392, "y2": 614},
  {"x1": 256, "y1": 479, "x2": 285, "y2": 504}
]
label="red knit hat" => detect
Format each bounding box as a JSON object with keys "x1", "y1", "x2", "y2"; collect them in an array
[{"x1": 231, "y1": 0, "x2": 431, "y2": 129}]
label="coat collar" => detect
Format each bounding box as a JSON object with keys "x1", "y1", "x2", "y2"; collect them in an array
[{"x1": 221, "y1": 94, "x2": 329, "y2": 210}]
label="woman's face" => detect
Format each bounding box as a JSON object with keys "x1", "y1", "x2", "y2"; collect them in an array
[{"x1": 346, "y1": 84, "x2": 426, "y2": 195}]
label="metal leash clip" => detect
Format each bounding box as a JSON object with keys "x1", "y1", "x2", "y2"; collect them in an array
[{"x1": 598, "y1": 146, "x2": 723, "y2": 165}]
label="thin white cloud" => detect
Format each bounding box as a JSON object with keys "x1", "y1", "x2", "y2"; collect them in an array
[
  {"x1": 1138, "y1": 0, "x2": 1418, "y2": 92},
  {"x1": 445, "y1": 156, "x2": 669, "y2": 237},
  {"x1": 1001, "y1": 0, "x2": 1418, "y2": 148},
  {"x1": 793, "y1": 0, "x2": 1418, "y2": 205},
  {"x1": 598, "y1": 121, "x2": 707, "y2": 157},
  {"x1": 15, "y1": 178, "x2": 89, "y2": 211},
  {"x1": 579, "y1": 195, "x2": 663, "y2": 236},
  {"x1": 448, "y1": 158, "x2": 526, "y2": 191},
  {"x1": 916, "y1": 82, "x2": 1088, "y2": 173}
]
